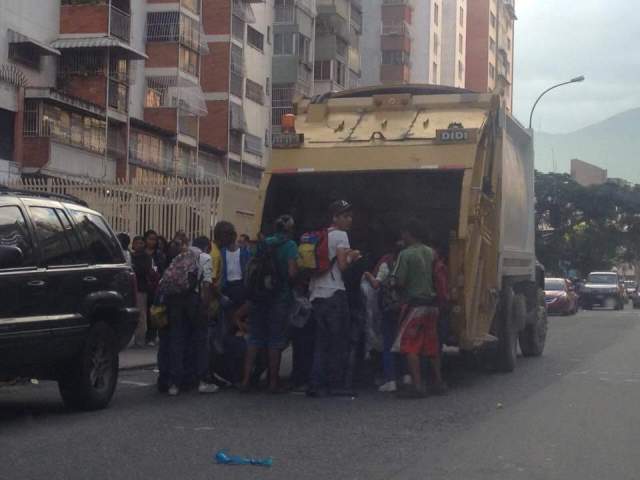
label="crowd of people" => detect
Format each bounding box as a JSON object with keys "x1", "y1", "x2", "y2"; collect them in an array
[{"x1": 116, "y1": 199, "x2": 450, "y2": 399}]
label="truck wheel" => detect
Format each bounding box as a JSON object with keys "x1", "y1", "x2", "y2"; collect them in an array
[
  {"x1": 519, "y1": 290, "x2": 548, "y2": 357},
  {"x1": 496, "y1": 287, "x2": 518, "y2": 372},
  {"x1": 58, "y1": 322, "x2": 119, "y2": 411}
]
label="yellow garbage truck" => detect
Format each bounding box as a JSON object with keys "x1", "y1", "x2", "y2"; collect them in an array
[{"x1": 257, "y1": 85, "x2": 547, "y2": 371}]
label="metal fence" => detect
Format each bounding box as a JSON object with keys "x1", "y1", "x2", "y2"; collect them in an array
[{"x1": 8, "y1": 177, "x2": 257, "y2": 240}]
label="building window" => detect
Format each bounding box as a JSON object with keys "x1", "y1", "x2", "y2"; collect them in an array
[
  {"x1": 489, "y1": 62, "x2": 495, "y2": 79},
  {"x1": 489, "y1": 36, "x2": 496, "y2": 53},
  {"x1": 432, "y1": 62, "x2": 438, "y2": 82},
  {"x1": 244, "y1": 133, "x2": 263, "y2": 157},
  {"x1": 459, "y1": 6, "x2": 464, "y2": 27},
  {"x1": 266, "y1": 77, "x2": 271, "y2": 97},
  {"x1": 335, "y1": 60, "x2": 346, "y2": 86},
  {"x1": 490, "y1": 12, "x2": 497, "y2": 28},
  {"x1": 433, "y1": 33, "x2": 439, "y2": 55},
  {"x1": 0, "y1": 109, "x2": 15, "y2": 161},
  {"x1": 314, "y1": 60, "x2": 331, "y2": 80},
  {"x1": 232, "y1": 15, "x2": 245, "y2": 41},
  {"x1": 382, "y1": 50, "x2": 410, "y2": 65},
  {"x1": 459, "y1": 33, "x2": 464, "y2": 54},
  {"x1": 24, "y1": 101, "x2": 106, "y2": 155},
  {"x1": 434, "y1": 3, "x2": 439, "y2": 25},
  {"x1": 247, "y1": 26, "x2": 264, "y2": 52},
  {"x1": 8, "y1": 43, "x2": 41, "y2": 70},
  {"x1": 179, "y1": 45, "x2": 199, "y2": 77},
  {"x1": 146, "y1": 11, "x2": 180, "y2": 41},
  {"x1": 458, "y1": 60, "x2": 463, "y2": 80},
  {"x1": 267, "y1": 26, "x2": 271, "y2": 45},
  {"x1": 274, "y1": 0, "x2": 295, "y2": 24},
  {"x1": 274, "y1": 32, "x2": 295, "y2": 55},
  {"x1": 245, "y1": 79, "x2": 264, "y2": 105},
  {"x1": 129, "y1": 131, "x2": 172, "y2": 171},
  {"x1": 298, "y1": 34, "x2": 311, "y2": 64}
]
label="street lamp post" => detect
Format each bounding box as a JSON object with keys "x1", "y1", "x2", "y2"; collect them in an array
[{"x1": 528, "y1": 76, "x2": 585, "y2": 129}]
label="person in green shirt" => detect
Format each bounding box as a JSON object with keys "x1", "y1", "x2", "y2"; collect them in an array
[
  {"x1": 392, "y1": 218, "x2": 447, "y2": 398},
  {"x1": 240, "y1": 215, "x2": 298, "y2": 394}
]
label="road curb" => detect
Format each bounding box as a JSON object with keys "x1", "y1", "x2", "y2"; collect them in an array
[{"x1": 119, "y1": 362, "x2": 157, "y2": 371}]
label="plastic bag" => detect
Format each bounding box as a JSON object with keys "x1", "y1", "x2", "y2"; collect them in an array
[{"x1": 215, "y1": 450, "x2": 273, "y2": 467}]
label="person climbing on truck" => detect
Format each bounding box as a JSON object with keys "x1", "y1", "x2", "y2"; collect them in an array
[{"x1": 392, "y1": 219, "x2": 448, "y2": 399}]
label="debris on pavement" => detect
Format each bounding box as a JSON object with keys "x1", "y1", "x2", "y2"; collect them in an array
[{"x1": 215, "y1": 450, "x2": 273, "y2": 467}]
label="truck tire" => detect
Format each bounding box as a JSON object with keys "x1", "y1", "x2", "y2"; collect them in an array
[
  {"x1": 519, "y1": 290, "x2": 548, "y2": 357},
  {"x1": 496, "y1": 287, "x2": 518, "y2": 372},
  {"x1": 58, "y1": 322, "x2": 119, "y2": 411}
]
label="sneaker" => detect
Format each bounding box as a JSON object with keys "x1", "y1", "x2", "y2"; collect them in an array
[
  {"x1": 402, "y1": 374, "x2": 412, "y2": 385},
  {"x1": 378, "y1": 380, "x2": 397, "y2": 393},
  {"x1": 168, "y1": 385, "x2": 179, "y2": 396},
  {"x1": 198, "y1": 382, "x2": 219, "y2": 394}
]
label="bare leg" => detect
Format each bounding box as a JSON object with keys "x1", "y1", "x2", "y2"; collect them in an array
[
  {"x1": 241, "y1": 345, "x2": 260, "y2": 389},
  {"x1": 430, "y1": 355, "x2": 443, "y2": 385},
  {"x1": 406, "y1": 353, "x2": 424, "y2": 392},
  {"x1": 268, "y1": 348, "x2": 282, "y2": 391}
]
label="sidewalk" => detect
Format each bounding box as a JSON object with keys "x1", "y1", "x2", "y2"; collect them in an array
[{"x1": 119, "y1": 346, "x2": 158, "y2": 371}]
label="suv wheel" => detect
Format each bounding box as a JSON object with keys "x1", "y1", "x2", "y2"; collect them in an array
[{"x1": 58, "y1": 322, "x2": 119, "y2": 411}]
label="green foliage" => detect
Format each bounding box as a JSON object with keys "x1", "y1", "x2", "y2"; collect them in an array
[{"x1": 535, "y1": 171, "x2": 640, "y2": 277}]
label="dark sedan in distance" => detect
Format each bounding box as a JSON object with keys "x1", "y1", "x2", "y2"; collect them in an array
[{"x1": 545, "y1": 278, "x2": 579, "y2": 315}]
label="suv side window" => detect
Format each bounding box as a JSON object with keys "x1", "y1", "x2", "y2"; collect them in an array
[
  {"x1": 69, "y1": 210, "x2": 125, "y2": 264},
  {"x1": 29, "y1": 207, "x2": 79, "y2": 267},
  {"x1": 0, "y1": 205, "x2": 36, "y2": 268}
]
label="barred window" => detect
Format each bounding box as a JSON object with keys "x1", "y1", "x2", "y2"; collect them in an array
[
  {"x1": 146, "y1": 11, "x2": 180, "y2": 42},
  {"x1": 244, "y1": 133, "x2": 263, "y2": 157}
]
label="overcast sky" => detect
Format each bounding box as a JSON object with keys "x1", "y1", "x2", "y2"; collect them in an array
[{"x1": 512, "y1": 0, "x2": 640, "y2": 134}]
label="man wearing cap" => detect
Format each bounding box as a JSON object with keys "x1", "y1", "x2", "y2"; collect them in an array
[{"x1": 308, "y1": 200, "x2": 361, "y2": 397}]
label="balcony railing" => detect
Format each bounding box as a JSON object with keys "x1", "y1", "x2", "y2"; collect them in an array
[
  {"x1": 274, "y1": 6, "x2": 295, "y2": 24},
  {"x1": 110, "y1": 5, "x2": 131, "y2": 42},
  {"x1": 381, "y1": 21, "x2": 411, "y2": 37}
]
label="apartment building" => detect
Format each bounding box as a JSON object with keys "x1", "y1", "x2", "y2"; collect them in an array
[
  {"x1": 441, "y1": 0, "x2": 466, "y2": 88},
  {"x1": 0, "y1": 0, "x2": 271, "y2": 187},
  {"x1": 466, "y1": 0, "x2": 515, "y2": 109},
  {"x1": 271, "y1": 0, "x2": 316, "y2": 133},
  {"x1": 361, "y1": 0, "x2": 443, "y2": 87},
  {"x1": 313, "y1": 0, "x2": 362, "y2": 95}
]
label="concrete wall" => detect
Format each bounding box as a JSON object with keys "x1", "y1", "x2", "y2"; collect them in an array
[
  {"x1": 441, "y1": 0, "x2": 466, "y2": 88},
  {"x1": 465, "y1": 0, "x2": 490, "y2": 93},
  {"x1": 360, "y1": 0, "x2": 381, "y2": 87},
  {"x1": 571, "y1": 159, "x2": 607, "y2": 187},
  {"x1": 243, "y1": 0, "x2": 273, "y2": 169}
]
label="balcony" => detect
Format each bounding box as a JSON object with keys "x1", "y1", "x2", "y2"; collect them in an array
[
  {"x1": 110, "y1": 5, "x2": 131, "y2": 42},
  {"x1": 60, "y1": 1, "x2": 131, "y2": 44},
  {"x1": 108, "y1": 79, "x2": 128, "y2": 114}
]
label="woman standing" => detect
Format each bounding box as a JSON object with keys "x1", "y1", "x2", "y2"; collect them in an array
[{"x1": 144, "y1": 230, "x2": 166, "y2": 346}]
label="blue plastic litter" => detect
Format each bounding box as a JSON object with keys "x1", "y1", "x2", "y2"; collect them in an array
[{"x1": 215, "y1": 450, "x2": 273, "y2": 467}]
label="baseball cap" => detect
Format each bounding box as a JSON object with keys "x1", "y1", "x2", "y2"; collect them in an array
[{"x1": 329, "y1": 200, "x2": 353, "y2": 216}]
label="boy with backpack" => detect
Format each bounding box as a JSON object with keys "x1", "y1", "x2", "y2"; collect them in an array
[
  {"x1": 307, "y1": 200, "x2": 361, "y2": 397},
  {"x1": 240, "y1": 214, "x2": 299, "y2": 393}
]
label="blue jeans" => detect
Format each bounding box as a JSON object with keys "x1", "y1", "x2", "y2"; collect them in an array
[
  {"x1": 310, "y1": 291, "x2": 350, "y2": 391},
  {"x1": 382, "y1": 308, "x2": 400, "y2": 383},
  {"x1": 159, "y1": 292, "x2": 205, "y2": 388}
]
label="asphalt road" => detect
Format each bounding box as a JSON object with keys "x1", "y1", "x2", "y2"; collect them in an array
[{"x1": 2, "y1": 306, "x2": 640, "y2": 480}]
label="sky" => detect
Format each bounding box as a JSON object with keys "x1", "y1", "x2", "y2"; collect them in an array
[{"x1": 512, "y1": 0, "x2": 640, "y2": 134}]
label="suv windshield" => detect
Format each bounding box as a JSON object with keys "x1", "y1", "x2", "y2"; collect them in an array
[
  {"x1": 545, "y1": 279, "x2": 565, "y2": 291},
  {"x1": 587, "y1": 274, "x2": 618, "y2": 285}
]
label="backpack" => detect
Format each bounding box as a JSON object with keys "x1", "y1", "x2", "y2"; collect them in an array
[
  {"x1": 297, "y1": 229, "x2": 332, "y2": 275},
  {"x1": 245, "y1": 240, "x2": 284, "y2": 302},
  {"x1": 159, "y1": 250, "x2": 199, "y2": 295}
]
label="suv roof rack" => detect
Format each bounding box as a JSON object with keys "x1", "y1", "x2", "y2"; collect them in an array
[{"x1": 0, "y1": 184, "x2": 89, "y2": 207}]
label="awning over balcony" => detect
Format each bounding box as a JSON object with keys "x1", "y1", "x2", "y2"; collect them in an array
[
  {"x1": 8, "y1": 29, "x2": 61, "y2": 56},
  {"x1": 51, "y1": 36, "x2": 147, "y2": 60}
]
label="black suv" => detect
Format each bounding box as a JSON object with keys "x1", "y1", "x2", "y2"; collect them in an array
[
  {"x1": 0, "y1": 187, "x2": 139, "y2": 410},
  {"x1": 580, "y1": 271, "x2": 625, "y2": 310}
]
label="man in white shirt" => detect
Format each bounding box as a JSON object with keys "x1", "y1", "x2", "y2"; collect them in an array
[{"x1": 308, "y1": 200, "x2": 361, "y2": 397}]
